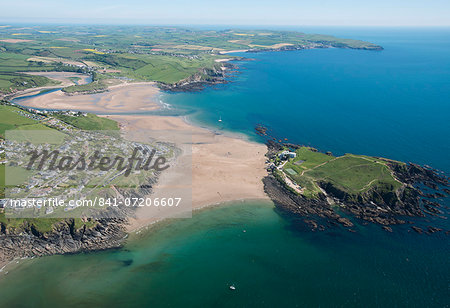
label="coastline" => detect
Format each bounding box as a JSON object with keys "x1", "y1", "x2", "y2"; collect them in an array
[
  {"x1": 105, "y1": 114, "x2": 269, "y2": 232},
  {"x1": 11, "y1": 81, "x2": 161, "y2": 113},
  {"x1": 6, "y1": 78, "x2": 267, "y2": 238},
  {"x1": 2, "y1": 25, "x2": 449, "y2": 307},
  {"x1": 2, "y1": 72, "x2": 92, "y2": 100},
  {"x1": 3, "y1": 36, "x2": 449, "y2": 270},
  {"x1": 0, "y1": 80, "x2": 269, "y2": 271}
]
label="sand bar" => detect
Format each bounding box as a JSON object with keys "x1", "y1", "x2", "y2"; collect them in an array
[
  {"x1": 4, "y1": 72, "x2": 92, "y2": 100},
  {"x1": 13, "y1": 82, "x2": 160, "y2": 113},
  {"x1": 20, "y1": 72, "x2": 91, "y2": 87}
]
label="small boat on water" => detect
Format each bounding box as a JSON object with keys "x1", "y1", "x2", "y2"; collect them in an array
[
  {"x1": 218, "y1": 116, "x2": 222, "y2": 122},
  {"x1": 229, "y1": 285, "x2": 236, "y2": 290}
]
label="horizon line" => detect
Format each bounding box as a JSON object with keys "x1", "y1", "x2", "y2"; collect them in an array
[{"x1": 1, "y1": 21, "x2": 450, "y2": 28}]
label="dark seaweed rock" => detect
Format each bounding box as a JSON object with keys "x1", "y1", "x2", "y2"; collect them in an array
[
  {"x1": 411, "y1": 226, "x2": 423, "y2": 234},
  {"x1": 121, "y1": 259, "x2": 134, "y2": 267},
  {"x1": 382, "y1": 226, "x2": 393, "y2": 232},
  {"x1": 262, "y1": 135, "x2": 449, "y2": 232},
  {"x1": 427, "y1": 226, "x2": 442, "y2": 234}
]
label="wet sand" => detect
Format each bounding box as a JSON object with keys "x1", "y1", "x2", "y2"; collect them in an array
[
  {"x1": 14, "y1": 82, "x2": 160, "y2": 113},
  {"x1": 19, "y1": 72, "x2": 91, "y2": 87},
  {"x1": 0, "y1": 81, "x2": 269, "y2": 268},
  {"x1": 105, "y1": 114, "x2": 269, "y2": 231},
  {"x1": 4, "y1": 72, "x2": 92, "y2": 100},
  {"x1": 9, "y1": 80, "x2": 269, "y2": 231}
]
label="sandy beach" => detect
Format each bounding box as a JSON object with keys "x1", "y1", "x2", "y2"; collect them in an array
[
  {"x1": 19, "y1": 72, "x2": 92, "y2": 87},
  {"x1": 219, "y1": 49, "x2": 249, "y2": 54},
  {"x1": 13, "y1": 80, "x2": 268, "y2": 231},
  {"x1": 2, "y1": 72, "x2": 92, "y2": 100},
  {"x1": 12, "y1": 81, "x2": 160, "y2": 113},
  {"x1": 0, "y1": 82, "x2": 269, "y2": 269},
  {"x1": 105, "y1": 114, "x2": 269, "y2": 231}
]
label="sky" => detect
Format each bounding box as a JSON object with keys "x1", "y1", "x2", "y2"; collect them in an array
[{"x1": 0, "y1": 0, "x2": 449, "y2": 26}]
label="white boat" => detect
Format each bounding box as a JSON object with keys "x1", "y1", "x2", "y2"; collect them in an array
[
  {"x1": 218, "y1": 116, "x2": 222, "y2": 122},
  {"x1": 229, "y1": 285, "x2": 236, "y2": 290}
]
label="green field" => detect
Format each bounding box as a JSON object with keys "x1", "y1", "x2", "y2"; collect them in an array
[
  {"x1": 0, "y1": 25, "x2": 382, "y2": 93},
  {"x1": 61, "y1": 80, "x2": 107, "y2": 94},
  {"x1": 0, "y1": 104, "x2": 116, "y2": 233},
  {"x1": 53, "y1": 113, "x2": 119, "y2": 130},
  {"x1": 0, "y1": 105, "x2": 43, "y2": 136},
  {"x1": 0, "y1": 164, "x2": 4, "y2": 198},
  {"x1": 308, "y1": 155, "x2": 401, "y2": 193},
  {"x1": 85, "y1": 53, "x2": 221, "y2": 84},
  {"x1": 0, "y1": 52, "x2": 55, "y2": 72},
  {"x1": 283, "y1": 147, "x2": 402, "y2": 198},
  {"x1": 288, "y1": 147, "x2": 334, "y2": 169},
  {"x1": 0, "y1": 72, "x2": 57, "y2": 94},
  {"x1": 0, "y1": 51, "x2": 59, "y2": 93}
]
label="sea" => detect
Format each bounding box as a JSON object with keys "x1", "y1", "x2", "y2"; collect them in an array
[{"x1": 1, "y1": 27, "x2": 449, "y2": 307}]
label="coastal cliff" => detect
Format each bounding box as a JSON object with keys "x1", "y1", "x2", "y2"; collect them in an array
[
  {"x1": 158, "y1": 63, "x2": 236, "y2": 92},
  {"x1": 157, "y1": 40, "x2": 383, "y2": 93},
  {"x1": 261, "y1": 136, "x2": 449, "y2": 233},
  {"x1": 0, "y1": 219, "x2": 126, "y2": 267}
]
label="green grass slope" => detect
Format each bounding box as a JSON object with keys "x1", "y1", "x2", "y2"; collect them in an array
[
  {"x1": 0, "y1": 104, "x2": 115, "y2": 232},
  {"x1": 53, "y1": 113, "x2": 119, "y2": 130},
  {"x1": 1, "y1": 25, "x2": 382, "y2": 93},
  {"x1": 282, "y1": 147, "x2": 402, "y2": 199},
  {"x1": 0, "y1": 105, "x2": 44, "y2": 136}
]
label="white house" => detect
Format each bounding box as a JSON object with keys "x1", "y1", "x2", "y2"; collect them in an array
[{"x1": 278, "y1": 151, "x2": 297, "y2": 160}]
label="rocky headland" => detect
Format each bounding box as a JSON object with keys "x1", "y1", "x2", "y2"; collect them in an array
[{"x1": 261, "y1": 132, "x2": 449, "y2": 234}]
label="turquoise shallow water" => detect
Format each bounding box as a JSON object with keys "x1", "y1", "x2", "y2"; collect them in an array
[
  {"x1": 1, "y1": 201, "x2": 449, "y2": 307},
  {"x1": 2, "y1": 28, "x2": 450, "y2": 307}
]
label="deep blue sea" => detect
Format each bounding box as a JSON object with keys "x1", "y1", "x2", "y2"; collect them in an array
[
  {"x1": 1, "y1": 28, "x2": 449, "y2": 307},
  {"x1": 163, "y1": 27, "x2": 450, "y2": 173}
]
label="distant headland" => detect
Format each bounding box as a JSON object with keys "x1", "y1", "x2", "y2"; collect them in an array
[{"x1": 0, "y1": 25, "x2": 382, "y2": 96}]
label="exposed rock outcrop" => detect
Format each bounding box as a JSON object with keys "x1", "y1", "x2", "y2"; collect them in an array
[
  {"x1": 158, "y1": 63, "x2": 236, "y2": 92},
  {"x1": 0, "y1": 219, "x2": 126, "y2": 266},
  {"x1": 261, "y1": 129, "x2": 449, "y2": 233}
]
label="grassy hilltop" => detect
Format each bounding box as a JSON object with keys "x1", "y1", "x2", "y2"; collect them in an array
[
  {"x1": 0, "y1": 25, "x2": 382, "y2": 94},
  {"x1": 280, "y1": 147, "x2": 403, "y2": 199},
  {"x1": 0, "y1": 104, "x2": 51, "y2": 136},
  {"x1": 264, "y1": 144, "x2": 448, "y2": 230}
]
